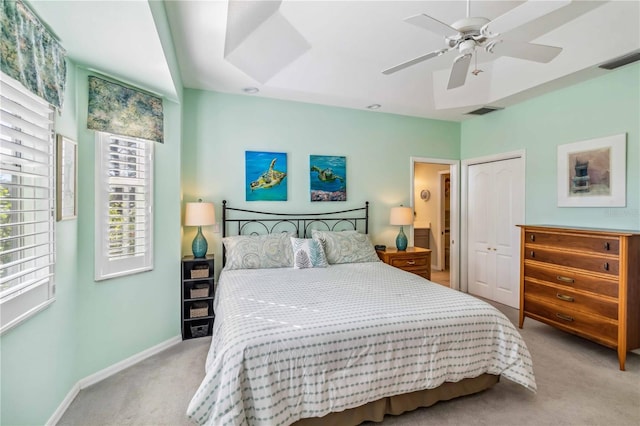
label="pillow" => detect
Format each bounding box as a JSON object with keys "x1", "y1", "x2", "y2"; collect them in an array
[
  {"x1": 311, "y1": 230, "x2": 380, "y2": 264},
  {"x1": 291, "y1": 238, "x2": 328, "y2": 269},
  {"x1": 222, "y1": 232, "x2": 294, "y2": 270}
]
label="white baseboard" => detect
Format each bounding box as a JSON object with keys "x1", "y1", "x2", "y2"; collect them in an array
[
  {"x1": 46, "y1": 335, "x2": 182, "y2": 425},
  {"x1": 46, "y1": 382, "x2": 80, "y2": 426}
]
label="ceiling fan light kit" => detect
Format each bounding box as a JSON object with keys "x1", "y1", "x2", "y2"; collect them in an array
[{"x1": 383, "y1": 0, "x2": 571, "y2": 90}]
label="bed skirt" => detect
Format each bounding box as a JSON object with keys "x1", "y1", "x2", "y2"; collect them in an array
[{"x1": 292, "y1": 374, "x2": 500, "y2": 426}]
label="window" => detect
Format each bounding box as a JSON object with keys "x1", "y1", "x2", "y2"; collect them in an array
[
  {"x1": 0, "y1": 72, "x2": 56, "y2": 334},
  {"x1": 95, "y1": 132, "x2": 153, "y2": 280}
]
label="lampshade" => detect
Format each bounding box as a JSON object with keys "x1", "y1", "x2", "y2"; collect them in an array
[
  {"x1": 185, "y1": 201, "x2": 216, "y2": 226},
  {"x1": 389, "y1": 206, "x2": 413, "y2": 226}
]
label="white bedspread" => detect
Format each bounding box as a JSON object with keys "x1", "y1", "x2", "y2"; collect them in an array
[{"x1": 187, "y1": 262, "x2": 536, "y2": 426}]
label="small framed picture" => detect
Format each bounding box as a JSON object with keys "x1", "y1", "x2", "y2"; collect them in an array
[
  {"x1": 557, "y1": 133, "x2": 626, "y2": 207},
  {"x1": 56, "y1": 134, "x2": 77, "y2": 220}
]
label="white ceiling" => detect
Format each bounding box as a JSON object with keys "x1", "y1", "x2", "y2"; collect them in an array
[{"x1": 30, "y1": 1, "x2": 640, "y2": 121}]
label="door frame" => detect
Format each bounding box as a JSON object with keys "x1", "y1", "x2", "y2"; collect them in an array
[
  {"x1": 461, "y1": 149, "x2": 525, "y2": 293},
  {"x1": 410, "y1": 157, "x2": 460, "y2": 290},
  {"x1": 437, "y1": 170, "x2": 450, "y2": 271}
]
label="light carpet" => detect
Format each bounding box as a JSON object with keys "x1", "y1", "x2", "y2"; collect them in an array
[{"x1": 58, "y1": 301, "x2": 640, "y2": 426}]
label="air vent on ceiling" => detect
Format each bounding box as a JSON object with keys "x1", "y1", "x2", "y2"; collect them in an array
[
  {"x1": 598, "y1": 52, "x2": 640, "y2": 70},
  {"x1": 466, "y1": 106, "x2": 504, "y2": 116}
]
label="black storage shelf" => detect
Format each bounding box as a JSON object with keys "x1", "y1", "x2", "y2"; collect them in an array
[{"x1": 181, "y1": 255, "x2": 214, "y2": 340}]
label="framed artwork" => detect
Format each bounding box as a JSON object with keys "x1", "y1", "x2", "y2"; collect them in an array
[
  {"x1": 56, "y1": 134, "x2": 77, "y2": 220},
  {"x1": 310, "y1": 155, "x2": 346, "y2": 201},
  {"x1": 245, "y1": 151, "x2": 287, "y2": 201},
  {"x1": 557, "y1": 133, "x2": 626, "y2": 207}
]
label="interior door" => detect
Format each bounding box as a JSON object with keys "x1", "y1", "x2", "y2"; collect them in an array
[{"x1": 467, "y1": 157, "x2": 524, "y2": 308}]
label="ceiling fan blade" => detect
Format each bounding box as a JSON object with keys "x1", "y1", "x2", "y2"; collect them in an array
[
  {"x1": 487, "y1": 40, "x2": 562, "y2": 63},
  {"x1": 382, "y1": 49, "x2": 449, "y2": 75},
  {"x1": 447, "y1": 53, "x2": 472, "y2": 90},
  {"x1": 405, "y1": 13, "x2": 458, "y2": 38},
  {"x1": 482, "y1": 0, "x2": 571, "y2": 37}
]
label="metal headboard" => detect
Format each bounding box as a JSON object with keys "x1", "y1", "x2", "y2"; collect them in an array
[{"x1": 222, "y1": 200, "x2": 369, "y2": 266}]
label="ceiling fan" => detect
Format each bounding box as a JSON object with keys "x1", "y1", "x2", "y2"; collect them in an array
[{"x1": 383, "y1": 0, "x2": 570, "y2": 89}]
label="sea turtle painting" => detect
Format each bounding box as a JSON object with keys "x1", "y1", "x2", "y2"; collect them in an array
[
  {"x1": 245, "y1": 151, "x2": 288, "y2": 201},
  {"x1": 309, "y1": 155, "x2": 346, "y2": 202},
  {"x1": 250, "y1": 158, "x2": 286, "y2": 191},
  {"x1": 310, "y1": 166, "x2": 344, "y2": 183}
]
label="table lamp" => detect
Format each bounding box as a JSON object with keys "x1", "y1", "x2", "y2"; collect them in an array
[
  {"x1": 390, "y1": 206, "x2": 413, "y2": 251},
  {"x1": 185, "y1": 199, "x2": 216, "y2": 258}
]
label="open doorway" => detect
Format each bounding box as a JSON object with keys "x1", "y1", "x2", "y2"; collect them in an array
[{"x1": 410, "y1": 157, "x2": 459, "y2": 290}]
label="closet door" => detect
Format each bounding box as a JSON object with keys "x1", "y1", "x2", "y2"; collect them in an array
[{"x1": 467, "y1": 157, "x2": 524, "y2": 308}]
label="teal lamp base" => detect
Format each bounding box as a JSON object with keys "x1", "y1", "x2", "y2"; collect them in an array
[
  {"x1": 396, "y1": 226, "x2": 408, "y2": 251},
  {"x1": 192, "y1": 226, "x2": 208, "y2": 258}
]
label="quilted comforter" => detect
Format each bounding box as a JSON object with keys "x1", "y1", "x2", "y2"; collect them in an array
[{"x1": 187, "y1": 262, "x2": 536, "y2": 426}]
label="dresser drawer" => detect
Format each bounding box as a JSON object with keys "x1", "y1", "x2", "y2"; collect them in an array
[
  {"x1": 389, "y1": 255, "x2": 428, "y2": 268},
  {"x1": 525, "y1": 231, "x2": 619, "y2": 255},
  {"x1": 524, "y1": 263, "x2": 619, "y2": 298},
  {"x1": 524, "y1": 247, "x2": 618, "y2": 276},
  {"x1": 524, "y1": 280, "x2": 618, "y2": 320},
  {"x1": 524, "y1": 297, "x2": 617, "y2": 347}
]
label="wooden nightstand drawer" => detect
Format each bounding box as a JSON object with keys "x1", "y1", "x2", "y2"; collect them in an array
[
  {"x1": 377, "y1": 247, "x2": 431, "y2": 280},
  {"x1": 389, "y1": 255, "x2": 427, "y2": 268}
]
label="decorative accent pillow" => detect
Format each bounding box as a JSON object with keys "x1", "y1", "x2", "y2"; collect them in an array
[
  {"x1": 311, "y1": 230, "x2": 380, "y2": 264},
  {"x1": 222, "y1": 232, "x2": 294, "y2": 270},
  {"x1": 291, "y1": 238, "x2": 328, "y2": 269}
]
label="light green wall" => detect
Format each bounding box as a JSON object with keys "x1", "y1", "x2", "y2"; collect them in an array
[
  {"x1": 0, "y1": 61, "x2": 79, "y2": 426},
  {"x1": 461, "y1": 63, "x2": 640, "y2": 230},
  {"x1": 181, "y1": 90, "x2": 461, "y2": 264},
  {"x1": 73, "y1": 67, "x2": 182, "y2": 378},
  {"x1": 0, "y1": 63, "x2": 183, "y2": 425}
]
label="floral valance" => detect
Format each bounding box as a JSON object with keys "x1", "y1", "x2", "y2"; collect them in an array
[
  {"x1": 87, "y1": 76, "x2": 164, "y2": 143},
  {"x1": 0, "y1": 0, "x2": 66, "y2": 108}
]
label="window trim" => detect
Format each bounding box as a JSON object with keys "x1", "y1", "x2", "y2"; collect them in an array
[{"x1": 94, "y1": 132, "x2": 154, "y2": 281}]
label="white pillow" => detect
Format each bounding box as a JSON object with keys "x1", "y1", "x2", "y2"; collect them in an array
[
  {"x1": 222, "y1": 233, "x2": 294, "y2": 270},
  {"x1": 311, "y1": 230, "x2": 380, "y2": 264},
  {"x1": 291, "y1": 238, "x2": 328, "y2": 269}
]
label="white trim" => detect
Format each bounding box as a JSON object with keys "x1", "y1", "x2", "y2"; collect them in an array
[
  {"x1": 46, "y1": 335, "x2": 182, "y2": 426},
  {"x1": 461, "y1": 149, "x2": 526, "y2": 294},
  {"x1": 410, "y1": 157, "x2": 460, "y2": 291}
]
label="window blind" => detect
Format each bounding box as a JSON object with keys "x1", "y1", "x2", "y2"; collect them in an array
[
  {"x1": 0, "y1": 72, "x2": 55, "y2": 334},
  {"x1": 95, "y1": 133, "x2": 153, "y2": 280}
]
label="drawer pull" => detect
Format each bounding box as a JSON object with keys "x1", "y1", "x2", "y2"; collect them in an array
[
  {"x1": 406, "y1": 260, "x2": 416, "y2": 265},
  {"x1": 556, "y1": 275, "x2": 574, "y2": 284},
  {"x1": 604, "y1": 242, "x2": 610, "y2": 251},
  {"x1": 603, "y1": 262, "x2": 609, "y2": 271},
  {"x1": 556, "y1": 313, "x2": 574, "y2": 322},
  {"x1": 530, "y1": 251, "x2": 535, "y2": 258},
  {"x1": 556, "y1": 293, "x2": 574, "y2": 302},
  {"x1": 530, "y1": 234, "x2": 535, "y2": 242}
]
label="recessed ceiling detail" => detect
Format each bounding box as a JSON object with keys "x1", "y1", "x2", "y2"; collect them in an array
[
  {"x1": 29, "y1": 1, "x2": 640, "y2": 122},
  {"x1": 223, "y1": 0, "x2": 311, "y2": 83}
]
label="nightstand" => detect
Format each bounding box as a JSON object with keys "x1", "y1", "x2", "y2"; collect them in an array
[
  {"x1": 181, "y1": 255, "x2": 215, "y2": 339},
  {"x1": 377, "y1": 247, "x2": 431, "y2": 280}
]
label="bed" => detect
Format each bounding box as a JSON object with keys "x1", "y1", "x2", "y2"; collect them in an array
[{"x1": 187, "y1": 202, "x2": 536, "y2": 426}]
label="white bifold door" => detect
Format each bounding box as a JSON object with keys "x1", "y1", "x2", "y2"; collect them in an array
[{"x1": 467, "y1": 157, "x2": 524, "y2": 308}]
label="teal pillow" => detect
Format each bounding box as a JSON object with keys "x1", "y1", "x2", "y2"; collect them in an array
[{"x1": 291, "y1": 238, "x2": 328, "y2": 269}]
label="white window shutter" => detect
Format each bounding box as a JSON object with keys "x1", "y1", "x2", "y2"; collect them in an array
[
  {"x1": 0, "y1": 72, "x2": 56, "y2": 334},
  {"x1": 95, "y1": 133, "x2": 153, "y2": 280}
]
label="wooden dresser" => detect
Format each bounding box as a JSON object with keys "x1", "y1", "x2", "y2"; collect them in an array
[
  {"x1": 518, "y1": 225, "x2": 640, "y2": 370},
  {"x1": 377, "y1": 247, "x2": 431, "y2": 280}
]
